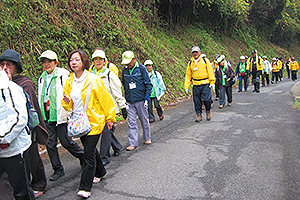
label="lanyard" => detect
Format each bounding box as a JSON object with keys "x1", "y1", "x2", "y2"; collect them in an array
[{"x1": 46, "y1": 78, "x2": 53, "y2": 96}]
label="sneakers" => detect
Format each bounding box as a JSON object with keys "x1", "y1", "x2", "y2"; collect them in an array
[
  {"x1": 219, "y1": 105, "x2": 224, "y2": 109},
  {"x1": 144, "y1": 139, "x2": 152, "y2": 145},
  {"x1": 159, "y1": 114, "x2": 164, "y2": 121},
  {"x1": 206, "y1": 110, "x2": 211, "y2": 121},
  {"x1": 149, "y1": 119, "x2": 155, "y2": 123},
  {"x1": 93, "y1": 173, "x2": 106, "y2": 184},
  {"x1": 195, "y1": 114, "x2": 202, "y2": 122},
  {"x1": 228, "y1": 103, "x2": 232, "y2": 106},
  {"x1": 33, "y1": 191, "x2": 44, "y2": 198},
  {"x1": 77, "y1": 190, "x2": 91, "y2": 198},
  {"x1": 49, "y1": 169, "x2": 65, "y2": 181}
]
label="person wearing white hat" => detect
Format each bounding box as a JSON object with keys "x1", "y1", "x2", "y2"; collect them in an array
[
  {"x1": 38, "y1": 50, "x2": 84, "y2": 182},
  {"x1": 271, "y1": 57, "x2": 281, "y2": 84},
  {"x1": 90, "y1": 47, "x2": 119, "y2": 77},
  {"x1": 262, "y1": 56, "x2": 271, "y2": 86},
  {"x1": 90, "y1": 50, "x2": 127, "y2": 166},
  {"x1": 121, "y1": 51, "x2": 152, "y2": 151},
  {"x1": 235, "y1": 55, "x2": 249, "y2": 92},
  {"x1": 144, "y1": 59, "x2": 166, "y2": 123},
  {"x1": 184, "y1": 46, "x2": 215, "y2": 122}
]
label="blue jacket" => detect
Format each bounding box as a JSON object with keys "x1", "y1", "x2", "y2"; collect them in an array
[{"x1": 122, "y1": 62, "x2": 152, "y2": 103}]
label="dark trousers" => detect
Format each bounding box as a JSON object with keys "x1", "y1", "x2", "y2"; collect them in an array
[
  {"x1": 45, "y1": 122, "x2": 83, "y2": 171},
  {"x1": 215, "y1": 84, "x2": 220, "y2": 99},
  {"x1": 79, "y1": 134, "x2": 106, "y2": 192},
  {"x1": 100, "y1": 125, "x2": 122, "y2": 163},
  {"x1": 272, "y1": 72, "x2": 280, "y2": 83},
  {"x1": 279, "y1": 69, "x2": 283, "y2": 80},
  {"x1": 219, "y1": 86, "x2": 232, "y2": 106},
  {"x1": 148, "y1": 97, "x2": 163, "y2": 120},
  {"x1": 0, "y1": 150, "x2": 35, "y2": 200},
  {"x1": 192, "y1": 84, "x2": 212, "y2": 114},
  {"x1": 292, "y1": 70, "x2": 298, "y2": 81},
  {"x1": 262, "y1": 72, "x2": 270, "y2": 86},
  {"x1": 252, "y1": 71, "x2": 261, "y2": 92},
  {"x1": 238, "y1": 76, "x2": 248, "y2": 91},
  {"x1": 28, "y1": 141, "x2": 47, "y2": 191},
  {"x1": 287, "y1": 68, "x2": 290, "y2": 78}
]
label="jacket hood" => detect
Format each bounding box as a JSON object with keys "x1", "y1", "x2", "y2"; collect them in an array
[{"x1": 0, "y1": 49, "x2": 22, "y2": 73}]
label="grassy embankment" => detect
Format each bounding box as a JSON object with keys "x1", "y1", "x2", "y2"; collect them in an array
[{"x1": 1, "y1": 0, "x2": 299, "y2": 110}]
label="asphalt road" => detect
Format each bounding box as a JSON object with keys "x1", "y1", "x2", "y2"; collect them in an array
[{"x1": 39, "y1": 77, "x2": 300, "y2": 200}]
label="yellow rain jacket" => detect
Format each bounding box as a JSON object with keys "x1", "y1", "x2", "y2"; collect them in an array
[
  {"x1": 289, "y1": 61, "x2": 299, "y2": 71},
  {"x1": 271, "y1": 61, "x2": 281, "y2": 72},
  {"x1": 61, "y1": 72, "x2": 116, "y2": 135},
  {"x1": 247, "y1": 56, "x2": 264, "y2": 71},
  {"x1": 184, "y1": 57, "x2": 215, "y2": 89}
]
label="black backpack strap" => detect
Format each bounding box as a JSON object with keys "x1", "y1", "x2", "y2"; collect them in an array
[
  {"x1": 107, "y1": 71, "x2": 111, "y2": 83},
  {"x1": 121, "y1": 67, "x2": 126, "y2": 86},
  {"x1": 1, "y1": 89, "x2": 5, "y2": 102},
  {"x1": 107, "y1": 62, "x2": 110, "y2": 70}
]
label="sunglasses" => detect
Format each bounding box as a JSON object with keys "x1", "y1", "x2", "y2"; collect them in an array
[{"x1": 0, "y1": 61, "x2": 13, "y2": 67}]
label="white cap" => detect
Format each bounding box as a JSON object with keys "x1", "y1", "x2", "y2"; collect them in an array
[
  {"x1": 92, "y1": 50, "x2": 105, "y2": 59},
  {"x1": 217, "y1": 55, "x2": 225, "y2": 64},
  {"x1": 144, "y1": 60, "x2": 153, "y2": 66},
  {"x1": 240, "y1": 56, "x2": 245, "y2": 60},
  {"x1": 191, "y1": 46, "x2": 201, "y2": 53},
  {"x1": 263, "y1": 55, "x2": 267, "y2": 59},
  {"x1": 121, "y1": 51, "x2": 135, "y2": 65}
]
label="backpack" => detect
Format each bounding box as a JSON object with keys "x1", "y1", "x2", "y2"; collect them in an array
[{"x1": 1, "y1": 88, "x2": 40, "y2": 131}]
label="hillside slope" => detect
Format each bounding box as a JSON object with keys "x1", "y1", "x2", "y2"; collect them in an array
[{"x1": 0, "y1": 1, "x2": 299, "y2": 105}]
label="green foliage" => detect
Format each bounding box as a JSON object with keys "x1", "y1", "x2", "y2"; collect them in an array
[{"x1": 0, "y1": 0, "x2": 299, "y2": 106}]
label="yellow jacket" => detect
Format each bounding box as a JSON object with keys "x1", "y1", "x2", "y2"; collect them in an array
[
  {"x1": 184, "y1": 57, "x2": 215, "y2": 89},
  {"x1": 89, "y1": 60, "x2": 119, "y2": 77},
  {"x1": 61, "y1": 71, "x2": 116, "y2": 135},
  {"x1": 290, "y1": 61, "x2": 299, "y2": 71},
  {"x1": 247, "y1": 56, "x2": 264, "y2": 71},
  {"x1": 271, "y1": 61, "x2": 281, "y2": 72}
]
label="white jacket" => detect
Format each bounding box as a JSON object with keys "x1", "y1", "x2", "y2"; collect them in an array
[
  {"x1": 38, "y1": 67, "x2": 71, "y2": 124},
  {"x1": 0, "y1": 72, "x2": 31, "y2": 158},
  {"x1": 263, "y1": 60, "x2": 272, "y2": 74},
  {"x1": 95, "y1": 68, "x2": 127, "y2": 113}
]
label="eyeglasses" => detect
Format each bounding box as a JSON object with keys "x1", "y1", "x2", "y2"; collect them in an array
[{"x1": 0, "y1": 61, "x2": 13, "y2": 67}]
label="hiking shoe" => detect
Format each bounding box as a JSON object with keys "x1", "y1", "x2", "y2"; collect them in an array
[
  {"x1": 159, "y1": 114, "x2": 164, "y2": 121},
  {"x1": 77, "y1": 190, "x2": 91, "y2": 198},
  {"x1": 195, "y1": 114, "x2": 202, "y2": 122},
  {"x1": 33, "y1": 191, "x2": 44, "y2": 198},
  {"x1": 49, "y1": 169, "x2": 65, "y2": 181},
  {"x1": 206, "y1": 110, "x2": 211, "y2": 121},
  {"x1": 149, "y1": 119, "x2": 155, "y2": 123},
  {"x1": 93, "y1": 173, "x2": 106, "y2": 184}
]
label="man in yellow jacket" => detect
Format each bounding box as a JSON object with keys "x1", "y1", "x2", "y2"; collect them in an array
[
  {"x1": 247, "y1": 50, "x2": 263, "y2": 93},
  {"x1": 184, "y1": 46, "x2": 215, "y2": 122},
  {"x1": 290, "y1": 57, "x2": 299, "y2": 81}
]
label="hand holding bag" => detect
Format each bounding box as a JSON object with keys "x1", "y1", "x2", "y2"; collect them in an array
[{"x1": 67, "y1": 84, "x2": 92, "y2": 138}]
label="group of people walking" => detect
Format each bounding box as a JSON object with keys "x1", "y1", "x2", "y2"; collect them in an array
[
  {"x1": 185, "y1": 46, "x2": 299, "y2": 122},
  {"x1": 0, "y1": 46, "x2": 297, "y2": 199},
  {"x1": 0, "y1": 48, "x2": 166, "y2": 199}
]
